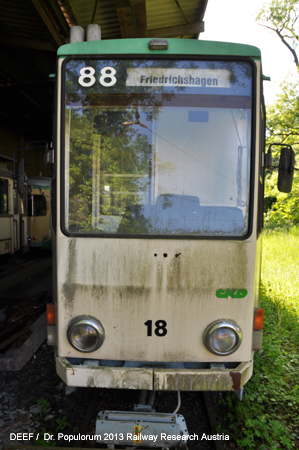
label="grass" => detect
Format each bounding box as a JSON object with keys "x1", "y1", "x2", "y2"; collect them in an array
[
  {"x1": 262, "y1": 227, "x2": 299, "y2": 311},
  {"x1": 219, "y1": 227, "x2": 299, "y2": 449}
]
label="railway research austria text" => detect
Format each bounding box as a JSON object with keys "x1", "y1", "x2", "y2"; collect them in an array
[{"x1": 10, "y1": 432, "x2": 229, "y2": 442}]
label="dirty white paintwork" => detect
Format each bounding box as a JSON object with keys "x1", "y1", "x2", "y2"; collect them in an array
[
  {"x1": 56, "y1": 357, "x2": 153, "y2": 389},
  {"x1": 56, "y1": 357, "x2": 253, "y2": 391},
  {"x1": 56, "y1": 236, "x2": 255, "y2": 362}
]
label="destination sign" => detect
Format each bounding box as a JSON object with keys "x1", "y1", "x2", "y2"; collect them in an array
[{"x1": 126, "y1": 68, "x2": 231, "y2": 88}]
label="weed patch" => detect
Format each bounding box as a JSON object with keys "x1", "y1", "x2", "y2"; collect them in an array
[{"x1": 34, "y1": 397, "x2": 70, "y2": 447}]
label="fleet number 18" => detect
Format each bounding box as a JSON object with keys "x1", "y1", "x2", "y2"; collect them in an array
[{"x1": 144, "y1": 320, "x2": 167, "y2": 337}]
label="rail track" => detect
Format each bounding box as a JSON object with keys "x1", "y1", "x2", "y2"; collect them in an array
[{"x1": 0, "y1": 251, "x2": 52, "y2": 295}]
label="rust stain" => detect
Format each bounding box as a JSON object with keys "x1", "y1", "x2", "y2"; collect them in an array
[{"x1": 229, "y1": 371, "x2": 241, "y2": 391}]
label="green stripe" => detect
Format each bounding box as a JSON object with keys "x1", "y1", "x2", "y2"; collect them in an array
[
  {"x1": 58, "y1": 38, "x2": 261, "y2": 59},
  {"x1": 29, "y1": 186, "x2": 51, "y2": 189}
]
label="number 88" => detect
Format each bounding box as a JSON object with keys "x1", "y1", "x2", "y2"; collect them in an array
[{"x1": 78, "y1": 66, "x2": 117, "y2": 87}]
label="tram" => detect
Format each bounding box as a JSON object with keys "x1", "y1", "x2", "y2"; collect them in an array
[
  {"x1": 0, "y1": 155, "x2": 29, "y2": 257},
  {"x1": 47, "y1": 27, "x2": 294, "y2": 444},
  {"x1": 27, "y1": 176, "x2": 52, "y2": 250}
]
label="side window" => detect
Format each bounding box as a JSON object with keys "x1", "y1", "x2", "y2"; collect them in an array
[
  {"x1": 0, "y1": 179, "x2": 8, "y2": 214},
  {"x1": 23, "y1": 191, "x2": 28, "y2": 215},
  {"x1": 34, "y1": 195, "x2": 47, "y2": 216},
  {"x1": 28, "y1": 194, "x2": 34, "y2": 216},
  {"x1": 14, "y1": 189, "x2": 19, "y2": 215},
  {"x1": 27, "y1": 194, "x2": 47, "y2": 216}
]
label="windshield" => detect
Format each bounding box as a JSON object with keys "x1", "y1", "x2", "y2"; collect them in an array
[{"x1": 63, "y1": 58, "x2": 253, "y2": 237}]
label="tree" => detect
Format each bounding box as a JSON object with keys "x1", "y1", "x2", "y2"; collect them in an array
[
  {"x1": 256, "y1": 1, "x2": 299, "y2": 227},
  {"x1": 266, "y1": 80, "x2": 299, "y2": 144},
  {"x1": 264, "y1": 80, "x2": 299, "y2": 227},
  {"x1": 256, "y1": 0, "x2": 299, "y2": 73}
]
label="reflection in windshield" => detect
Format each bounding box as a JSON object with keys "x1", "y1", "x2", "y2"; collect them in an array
[{"x1": 64, "y1": 59, "x2": 252, "y2": 237}]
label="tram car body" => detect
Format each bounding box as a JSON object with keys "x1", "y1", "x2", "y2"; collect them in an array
[
  {"x1": 50, "y1": 37, "x2": 268, "y2": 394},
  {"x1": 0, "y1": 155, "x2": 29, "y2": 256},
  {"x1": 27, "y1": 177, "x2": 52, "y2": 250}
]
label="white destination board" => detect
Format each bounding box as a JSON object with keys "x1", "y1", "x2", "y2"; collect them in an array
[{"x1": 126, "y1": 68, "x2": 231, "y2": 88}]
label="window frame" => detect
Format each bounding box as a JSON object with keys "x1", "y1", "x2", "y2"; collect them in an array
[
  {"x1": 0, "y1": 178, "x2": 8, "y2": 215},
  {"x1": 28, "y1": 194, "x2": 47, "y2": 217},
  {"x1": 60, "y1": 54, "x2": 257, "y2": 240}
]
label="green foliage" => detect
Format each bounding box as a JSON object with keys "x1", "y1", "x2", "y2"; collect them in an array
[
  {"x1": 35, "y1": 397, "x2": 70, "y2": 446},
  {"x1": 54, "y1": 416, "x2": 70, "y2": 432},
  {"x1": 266, "y1": 81, "x2": 299, "y2": 145},
  {"x1": 66, "y1": 107, "x2": 154, "y2": 234},
  {"x1": 219, "y1": 230, "x2": 299, "y2": 449},
  {"x1": 37, "y1": 397, "x2": 51, "y2": 417},
  {"x1": 257, "y1": 2, "x2": 299, "y2": 231},
  {"x1": 257, "y1": 0, "x2": 299, "y2": 35},
  {"x1": 256, "y1": 0, "x2": 299, "y2": 72},
  {"x1": 264, "y1": 80, "x2": 299, "y2": 228},
  {"x1": 264, "y1": 171, "x2": 299, "y2": 228}
]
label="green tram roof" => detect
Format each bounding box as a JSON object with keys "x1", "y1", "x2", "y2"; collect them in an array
[{"x1": 58, "y1": 38, "x2": 261, "y2": 59}]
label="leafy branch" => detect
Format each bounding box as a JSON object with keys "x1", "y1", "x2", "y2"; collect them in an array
[{"x1": 256, "y1": 0, "x2": 299, "y2": 72}]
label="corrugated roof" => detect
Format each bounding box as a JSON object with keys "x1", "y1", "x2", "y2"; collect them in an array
[
  {"x1": 147, "y1": 0, "x2": 205, "y2": 38},
  {"x1": 63, "y1": 0, "x2": 207, "y2": 39}
]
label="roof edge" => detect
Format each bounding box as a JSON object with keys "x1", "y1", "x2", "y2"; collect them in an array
[{"x1": 57, "y1": 38, "x2": 261, "y2": 58}]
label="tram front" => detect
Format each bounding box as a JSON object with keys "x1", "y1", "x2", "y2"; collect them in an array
[{"x1": 50, "y1": 39, "x2": 265, "y2": 397}]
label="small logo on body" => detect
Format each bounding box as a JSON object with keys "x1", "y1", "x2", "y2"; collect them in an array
[{"x1": 216, "y1": 289, "x2": 248, "y2": 298}]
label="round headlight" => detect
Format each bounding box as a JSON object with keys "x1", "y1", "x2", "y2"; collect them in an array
[
  {"x1": 67, "y1": 317, "x2": 105, "y2": 353},
  {"x1": 204, "y1": 320, "x2": 242, "y2": 356}
]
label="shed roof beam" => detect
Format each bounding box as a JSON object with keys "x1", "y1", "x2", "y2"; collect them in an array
[
  {"x1": 174, "y1": 0, "x2": 189, "y2": 24},
  {"x1": 30, "y1": 0, "x2": 66, "y2": 48},
  {"x1": 131, "y1": 0, "x2": 147, "y2": 37},
  {"x1": 57, "y1": 0, "x2": 77, "y2": 28},
  {"x1": 193, "y1": 0, "x2": 209, "y2": 38},
  {"x1": 116, "y1": 0, "x2": 147, "y2": 38}
]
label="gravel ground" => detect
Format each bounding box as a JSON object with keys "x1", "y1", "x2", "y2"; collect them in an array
[{"x1": 0, "y1": 252, "x2": 236, "y2": 450}]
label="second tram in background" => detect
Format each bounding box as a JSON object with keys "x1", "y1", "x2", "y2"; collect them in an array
[
  {"x1": 27, "y1": 176, "x2": 52, "y2": 250},
  {"x1": 0, "y1": 155, "x2": 28, "y2": 257}
]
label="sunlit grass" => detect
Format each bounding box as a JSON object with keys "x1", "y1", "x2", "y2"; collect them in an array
[
  {"x1": 262, "y1": 227, "x2": 299, "y2": 315},
  {"x1": 220, "y1": 228, "x2": 299, "y2": 449}
]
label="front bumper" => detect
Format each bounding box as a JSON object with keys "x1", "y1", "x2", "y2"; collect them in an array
[{"x1": 56, "y1": 357, "x2": 253, "y2": 391}]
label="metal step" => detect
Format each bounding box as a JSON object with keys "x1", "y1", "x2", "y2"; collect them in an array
[{"x1": 95, "y1": 410, "x2": 189, "y2": 449}]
